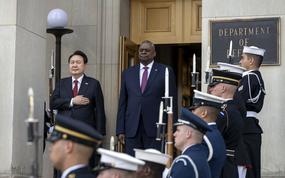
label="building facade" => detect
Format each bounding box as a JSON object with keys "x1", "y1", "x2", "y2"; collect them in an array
[{"x1": 0, "y1": 0, "x2": 283, "y2": 177}]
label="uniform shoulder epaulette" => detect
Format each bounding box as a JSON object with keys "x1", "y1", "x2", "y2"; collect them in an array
[
  {"x1": 174, "y1": 155, "x2": 191, "y2": 166},
  {"x1": 172, "y1": 155, "x2": 199, "y2": 178}
]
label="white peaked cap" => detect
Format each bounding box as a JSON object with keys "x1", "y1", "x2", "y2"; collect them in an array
[
  {"x1": 97, "y1": 148, "x2": 145, "y2": 171},
  {"x1": 243, "y1": 46, "x2": 266, "y2": 56},
  {"x1": 134, "y1": 148, "x2": 170, "y2": 165},
  {"x1": 194, "y1": 90, "x2": 227, "y2": 104},
  {"x1": 217, "y1": 62, "x2": 246, "y2": 75}
]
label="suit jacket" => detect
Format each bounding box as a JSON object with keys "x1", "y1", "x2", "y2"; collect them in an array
[
  {"x1": 168, "y1": 144, "x2": 211, "y2": 178},
  {"x1": 116, "y1": 62, "x2": 177, "y2": 137},
  {"x1": 51, "y1": 75, "x2": 106, "y2": 135}
]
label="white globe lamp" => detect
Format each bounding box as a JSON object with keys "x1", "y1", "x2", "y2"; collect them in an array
[{"x1": 47, "y1": 9, "x2": 68, "y2": 28}]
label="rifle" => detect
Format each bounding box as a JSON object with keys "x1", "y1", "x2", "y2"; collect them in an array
[
  {"x1": 164, "y1": 96, "x2": 173, "y2": 168},
  {"x1": 156, "y1": 101, "x2": 166, "y2": 153},
  {"x1": 48, "y1": 50, "x2": 55, "y2": 125},
  {"x1": 26, "y1": 88, "x2": 40, "y2": 178},
  {"x1": 162, "y1": 67, "x2": 174, "y2": 168},
  {"x1": 43, "y1": 51, "x2": 55, "y2": 151}
]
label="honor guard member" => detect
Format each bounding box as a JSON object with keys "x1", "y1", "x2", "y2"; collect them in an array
[
  {"x1": 135, "y1": 148, "x2": 170, "y2": 178},
  {"x1": 217, "y1": 62, "x2": 247, "y2": 118},
  {"x1": 190, "y1": 90, "x2": 226, "y2": 178},
  {"x1": 208, "y1": 64, "x2": 248, "y2": 178},
  {"x1": 96, "y1": 148, "x2": 145, "y2": 178},
  {"x1": 48, "y1": 114, "x2": 103, "y2": 178},
  {"x1": 236, "y1": 46, "x2": 266, "y2": 178},
  {"x1": 168, "y1": 108, "x2": 211, "y2": 178}
]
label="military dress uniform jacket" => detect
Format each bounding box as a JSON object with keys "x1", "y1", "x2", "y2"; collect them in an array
[
  {"x1": 217, "y1": 100, "x2": 243, "y2": 151},
  {"x1": 235, "y1": 70, "x2": 265, "y2": 134},
  {"x1": 168, "y1": 144, "x2": 211, "y2": 178},
  {"x1": 217, "y1": 100, "x2": 248, "y2": 178},
  {"x1": 203, "y1": 124, "x2": 226, "y2": 178},
  {"x1": 65, "y1": 166, "x2": 95, "y2": 178},
  {"x1": 51, "y1": 75, "x2": 106, "y2": 135},
  {"x1": 235, "y1": 70, "x2": 265, "y2": 178}
]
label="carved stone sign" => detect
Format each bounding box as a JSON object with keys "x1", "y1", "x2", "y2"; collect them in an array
[{"x1": 210, "y1": 17, "x2": 280, "y2": 65}]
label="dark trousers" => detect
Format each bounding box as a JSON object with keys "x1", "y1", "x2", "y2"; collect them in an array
[
  {"x1": 244, "y1": 133, "x2": 261, "y2": 178},
  {"x1": 125, "y1": 117, "x2": 161, "y2": 156},
  {"x1": 220, "y1": 157, "x2": 239, "y2": 178}
]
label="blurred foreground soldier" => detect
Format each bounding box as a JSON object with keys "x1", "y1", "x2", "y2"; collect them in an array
[
  {"x1": 135, "y1": 148, "x2": 169, "y2": 178},
  {"x1": 236, "y1": 46, "x2": 266, "y2": 178},
  {"x1": 48, "y1": 114, "x2": 103, "y2": 178},
  {"x1": 167, "y1": 108, "x2": 211, "y2": 178},
  {"x1": 190, "y1": 90, "x2": 226, "y2": 178},
  {"x1": 208, "y1": 65, "x2": 248, "y2": 178},
  {"x1": 96, "y1": 148, "x2": 145, "y2": 178}
]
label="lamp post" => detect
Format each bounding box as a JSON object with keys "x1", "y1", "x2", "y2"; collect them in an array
[
  {"x1": 45, "y1": 9, "x2": 73, "y2": 178},
  {"x1": 46, "y1": 9, "x2": 73, "y2": 84}
]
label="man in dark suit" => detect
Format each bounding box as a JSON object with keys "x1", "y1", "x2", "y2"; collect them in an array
[
  {"x1": 116, "y1": 40, "x2": 177, "y2": 156},
  {"x1": 51, "y1": 50, "x2": 106, "y2": 135},
  {"x1": 48, "y1": 114, "x2": 103, "y2": 178}
]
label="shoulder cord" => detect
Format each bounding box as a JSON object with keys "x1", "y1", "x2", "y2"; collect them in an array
[
  {"x1": 245, "y1": 73, "x2": 266, "y2": 104},
  {"x1": 203, "y1": 135, "x2": 214, "y2": 162}
]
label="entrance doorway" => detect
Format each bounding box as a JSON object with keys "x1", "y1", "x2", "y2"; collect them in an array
[
  {"x1": 155, "y1": 44, "x2": 202, "y2": 110},
  {"x1": 118, "y1": 36, "x2": 202, "y2": 111}
]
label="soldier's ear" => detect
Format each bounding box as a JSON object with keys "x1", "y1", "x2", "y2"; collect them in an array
[
  {"x1": 186, "y1": 128, "x2": 193, "y2": 138},
  {"x1": 65, "y1": 140, "x2": 75, "y2": 153},
  {"x1": 221, "y1": 85, "x2": 226, "y2": 93},
  {"x1": 137, "y1": 165, "x2": 150, "y2": 177},
  {"x1": 144, "y1": 166, "x2": 151, "y2": 176},
  {"x1": 249, "y1": 57, "x2": 255, "y2": 65},
  {"x1": 201, "y1": 109, "x2": 208, "y2": 118}
]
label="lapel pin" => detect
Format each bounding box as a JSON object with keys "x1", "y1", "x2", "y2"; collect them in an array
[
  {"x1": 155, "y1": 69, "x2": 158, "y2": 72},
  {"x1": 85, "y1": 82, "x2": 88, "y2": 85}
]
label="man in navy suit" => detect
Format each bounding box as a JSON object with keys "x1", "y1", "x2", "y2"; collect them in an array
[
  {"x1": 51, "y1": 50, "x2": 106, "y2": 135},
  {"x1": 116, "y1": 40, "x2": 177, "y2": 156}
]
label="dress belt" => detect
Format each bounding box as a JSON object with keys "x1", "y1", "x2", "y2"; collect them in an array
[{"x1": 246, "y1": 111, "x2": 257, "y2": 118}]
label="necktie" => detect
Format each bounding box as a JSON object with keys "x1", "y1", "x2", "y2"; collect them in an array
[
  {"x1": 73, "y1": 80, "x2": 78, "y2": 97},
  {"x1": 141, "y1": 66, "x2": 148, "y2": 92}
]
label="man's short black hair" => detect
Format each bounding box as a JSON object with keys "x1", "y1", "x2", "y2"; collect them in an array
[
  {"x1": 246, "y1": 53, "x2": 263, "y2": 67},
  {"x1": 68, "y1": 50, "x2": 88, "y2": 64}
]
